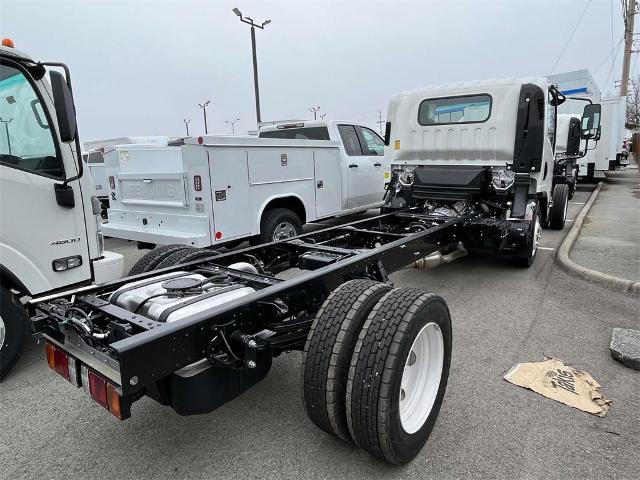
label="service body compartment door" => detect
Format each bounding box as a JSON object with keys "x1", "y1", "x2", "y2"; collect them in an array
[
  {"x1": 314, "y1": 149, "x2": 341, "y2": 218},
  {"x1": 209, "y1": 147, "x2": 251, "y2": 242}
]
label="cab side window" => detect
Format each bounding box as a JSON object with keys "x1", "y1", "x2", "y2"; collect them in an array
[
  {"x1": 0, "y1": 64, "x2": 63, "y2": 178},
  {"x1": 358, "y1": 127, "x2": 384, "y2": 155},
  {"x1": 338, "y1": 125, "x2": 363, "y2": 156}
]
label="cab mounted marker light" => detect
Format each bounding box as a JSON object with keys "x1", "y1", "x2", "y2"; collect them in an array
[{"x1": 1, "y1": 38, "x2": 15, "y2": 48}]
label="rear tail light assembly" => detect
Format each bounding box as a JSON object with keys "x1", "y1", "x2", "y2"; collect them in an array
[{"x1": 45, "y1": 342, "x2": 129, "y2": 419}]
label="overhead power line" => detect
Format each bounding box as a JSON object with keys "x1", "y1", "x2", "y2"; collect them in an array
[{"x1": 550, "y1": 0, "x2": 594, "y2": 74}]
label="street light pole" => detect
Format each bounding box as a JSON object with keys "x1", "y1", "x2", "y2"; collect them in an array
[
  {"x1": 309, "y1": 106, "x2": 320, "y2": 120},
  {"x1": 183, "y1": 118, "x2": 191, "y2": 136},
  {"x1": 0, "y1": 117, "x2": 13, "y2": 155},
  {"x1": 225, "y1": 118, "x2": 240, "y2": 134},
  {"x1": 198, "y1": 100, "x2": 210, "y2": 134},
  {"x1": 233, "y1": 8, "x2": 271, "y2": 126}
]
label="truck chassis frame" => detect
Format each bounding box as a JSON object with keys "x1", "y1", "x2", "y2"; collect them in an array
[{"x1": 31, "y1": 209, "x2": 467, "y2": 408}]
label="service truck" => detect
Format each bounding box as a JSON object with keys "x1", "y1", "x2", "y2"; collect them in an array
[
  {"x1": 382, "y1": 78, "x2": 601, "y2": 267},
  {"x1": 0, "y1": 41, "x2": 124, "y2": 378},
  {"x1": 102, "y1": 120, "x2": 390, "y2": 248}
]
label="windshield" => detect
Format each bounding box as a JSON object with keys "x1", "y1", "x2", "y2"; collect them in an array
[{"x1": 0, "y1": 63, "x2": 62, "y2": 178}]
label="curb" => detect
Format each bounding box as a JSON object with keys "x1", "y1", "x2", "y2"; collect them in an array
[{"x1": 555, "y1": 181, "x2": 640, "y2": 295}]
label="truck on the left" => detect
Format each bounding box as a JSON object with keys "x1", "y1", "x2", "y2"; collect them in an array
[{"x1": 0, "y1": 40, "x2": 124, "y2": 378}]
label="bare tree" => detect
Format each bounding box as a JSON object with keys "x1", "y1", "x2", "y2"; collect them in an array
[{"x1": 626, "y1": 76, "x2": 640, "y2": 129}]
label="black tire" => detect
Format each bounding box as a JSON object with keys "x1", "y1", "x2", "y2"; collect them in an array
[
  {"x1": 128, "y1": 244, "x2": 192, "y2": 276},
  {"x1": 0, "y1": 287, "x2": 31, "y2": 380},
  {"x1": 155, "y1": 247, "x2": 220, "y2": 270},
  {"x1": 512, "y1": 202, "x2": 541, "y2": 268},
  {"x1": 346, "y1": 288, "x2": 452, "y2": 464},
  {"x1": 548, "y1": 184, "x2": 569, "y2": 230},
  {"x1": 258, "y1": 208, "x2": 303, "y2": 244},
  {"x1": 301, "y1": 280, "x2": 393, "y2": 442}
]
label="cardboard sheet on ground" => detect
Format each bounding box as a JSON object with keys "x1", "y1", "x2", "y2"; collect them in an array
[{"x1": 504, "y1": 358, "x2": 611, "y2": 417}]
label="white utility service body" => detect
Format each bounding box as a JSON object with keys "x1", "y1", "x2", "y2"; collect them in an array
[
  {"x1": 103, "y1": 121, "x2": 389, "y2": 247},
  {"x1": 0, "y1": 43, "x2": 124, "y2": 378}
]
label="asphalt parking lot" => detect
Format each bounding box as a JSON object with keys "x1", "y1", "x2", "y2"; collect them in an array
[{"x1": 2, "y1": 183, "x2": 639, "y2": 480}]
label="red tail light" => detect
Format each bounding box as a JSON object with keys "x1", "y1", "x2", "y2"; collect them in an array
[
  {"x1": 108, "y1": 176, "x2": 115, "y2": 189},
  {"x1": 88, "y1": 370, "x2": 109, "y2": 408},
  {"x1": 45, "y1": 343, "x2": 128, "y2": 419}
]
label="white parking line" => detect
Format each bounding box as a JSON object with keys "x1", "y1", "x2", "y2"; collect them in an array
[
  {"x1": 538, "y1": 246, "x2": 556, "y2": 251},
  {"x1": 569, "y1": 202, "x2": 586, "y2": 205},
  {"x1": 566, "y1": 219, "x2": 574, "y2": 222}
]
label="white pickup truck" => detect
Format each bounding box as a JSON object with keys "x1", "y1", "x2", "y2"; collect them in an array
[{"x1": 102, "y1": 120, "x2": 390, "y2": 247}]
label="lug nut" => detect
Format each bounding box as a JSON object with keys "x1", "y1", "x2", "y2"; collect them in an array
[
  {"x1": 248, "y1": 339, "x2": 257, "y2": 348},
  {"x1": 247, "y1": 360, "x2": 257, "y2": 369}
]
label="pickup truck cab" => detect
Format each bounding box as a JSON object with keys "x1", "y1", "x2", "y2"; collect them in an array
[{"x1": 102, "y1": 120, "x2": 390, "y2": 248}]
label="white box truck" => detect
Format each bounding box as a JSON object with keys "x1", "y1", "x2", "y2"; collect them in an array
[{"x1": 102, "y1": 121, "x2": 390, "y2": 248}]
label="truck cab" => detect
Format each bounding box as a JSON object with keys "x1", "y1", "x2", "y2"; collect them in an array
[
  {"x1": 0, "y1": 42, "x2": 124, "y2": 378},
  {"x1": 383, "y1": 78, "x2": 600, "y2": 266},
  {"x1": 259, "y1": 120, "x2": 389, "y2": 209}
]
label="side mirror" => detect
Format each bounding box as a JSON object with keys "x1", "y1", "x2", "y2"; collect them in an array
[
  {"x1": 49, "y1": 70, "x2": 77, "y2": 143},
  {"x1": 384, "y1": 121, "x2": 391, "y2": 146},
  {"x1": 581, "y1": 103, "x2": 601, "y2": 139}
]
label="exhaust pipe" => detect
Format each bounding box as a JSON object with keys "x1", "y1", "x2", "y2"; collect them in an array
[{"x1": 413, "y1": 242, "x2": 467, "y2": 269}]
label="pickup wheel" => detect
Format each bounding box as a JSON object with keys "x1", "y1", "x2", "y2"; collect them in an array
[
  {"x1": 0, "y1": 286, "x2": 31, "y2": 380},
  {"x1": 155, "y1": 247, "x2": 220, "y2": 270},
  {"x1": 548, "y1": 184, "x2": 569, "y2": 230},
  {"x1": 301, "y1": 279, "x2": 393, "y2": 442},
  {"x1": 128, "y1": 244, "x2": 193, "y2": 276},
  {"x1": 258, "y1": 208, "x2": 303, "y2": 244},
  {"x1": 346, "y1": 288, "x2": 452, "y2": 464}
]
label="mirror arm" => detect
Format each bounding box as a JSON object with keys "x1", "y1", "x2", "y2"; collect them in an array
[{"x1": 42, "y1": 62, "x2": 83, "y2": 185}]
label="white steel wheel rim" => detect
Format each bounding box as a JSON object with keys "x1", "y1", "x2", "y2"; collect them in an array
[
  {"x1": 273, "y1": 222, "x2": 297, "y2": 241},
  {"x1": 0, "y1": 315, "x2": 5, "y2": 349},
  {"x1": 399, "y1": 322, "x2": 444, "y2": 434},
  {"x1": 532, "y1": 217, "x2": 541, "y2": 257}
]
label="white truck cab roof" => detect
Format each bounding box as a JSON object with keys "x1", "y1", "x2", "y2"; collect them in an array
[{"x1": 386, "y1": 77, "x2": 553, "y2": 167}]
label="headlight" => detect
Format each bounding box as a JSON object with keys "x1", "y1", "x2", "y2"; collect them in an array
[{"x1": 491, "y1": 168, "x2": 515, "y2": 192}]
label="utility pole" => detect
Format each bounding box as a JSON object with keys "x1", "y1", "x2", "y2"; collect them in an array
[
  {"x1": 309, "y1": 106, "x2": 320, "y2": 120},
  {"x1": 183, "y1": 118, "x2": 191, "y2": 136},
  {"x1": 225, "y1": 118, "x2": 240, "y2": 134},
  {"x1": 233, "y1": 8, "x2": 271, "y2": 126},
  {"x1": 198, "y1": 100, "x2": 210, "y2": 134},
  {"x1": 0, "y1": 117, "x2": 13, "y2": 155},
  {"x1": 377, "y1": 110, "x2": 385, "y2": 136},
  {"x1": 621, "y1": 0, "x2": 637, "y2": 96}
]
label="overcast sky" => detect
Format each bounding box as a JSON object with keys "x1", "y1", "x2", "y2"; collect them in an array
[{"x1": 1, "y1": 0, "x2": 636, "y2": 141}]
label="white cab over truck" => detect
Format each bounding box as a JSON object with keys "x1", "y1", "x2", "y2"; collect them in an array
[
  {"x1": 102, "y1": 120, "x2": 389, "y2": 248},
  {"x1": 0, "y1": 42, "x2": 124, "y2": 378},
  {"x1": 383, "y1": 78, "x2": 601, "y2": 267}
]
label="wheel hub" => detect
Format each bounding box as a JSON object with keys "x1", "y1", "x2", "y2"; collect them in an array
[
  {"x1": 399, "y1": 322, "x2": 444, "y2": 434},
  {"x1": 273, "y1": 222, "x2": 297, "y2": 241}
]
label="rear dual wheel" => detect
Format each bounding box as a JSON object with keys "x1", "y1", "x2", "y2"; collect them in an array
[{"x1": 301, "y1": 281, "x2": 452, "y2": 464}]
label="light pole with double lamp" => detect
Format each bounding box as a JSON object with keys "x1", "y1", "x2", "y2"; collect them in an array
[{"x1": 233, "y1": 7, "x2": 270, "y2": 125}]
